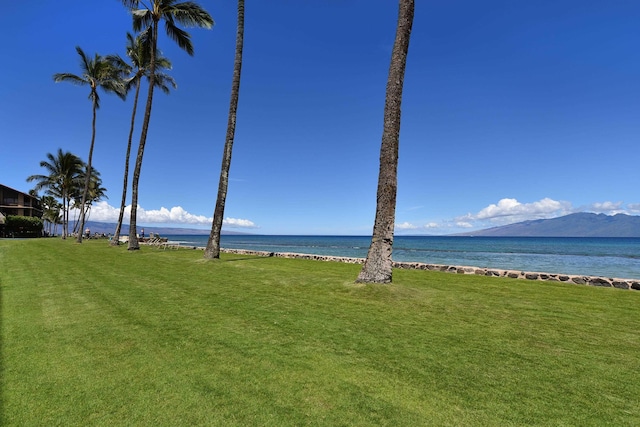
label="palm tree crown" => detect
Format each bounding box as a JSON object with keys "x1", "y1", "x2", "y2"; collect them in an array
[
  {"x1": 53, "y1": 46, "x2": 127, "y2": 108},
  {"x1": 27, "y1": 149, "x2": 84, "y2": 239},
  {"x1": 123, "y1": 0, "x2": 214, "y2": 56}
]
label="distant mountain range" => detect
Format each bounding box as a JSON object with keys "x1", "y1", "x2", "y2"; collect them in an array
[
  {"x1": 82, "y1": 213, "x2": 640, "y2": 238},
  {"x1": 455, "y1": 213, "x2": 640, "y2": 237},
  {"x1": 82, "y1": 221, "x2": 246, "y2": 236}
]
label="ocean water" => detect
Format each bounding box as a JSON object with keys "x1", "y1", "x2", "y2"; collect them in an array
[{"x1": 164, "y1": 235, "x2": 640, "y2": 279}]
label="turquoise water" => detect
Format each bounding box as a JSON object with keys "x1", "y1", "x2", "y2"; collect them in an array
[{"x1": 165, "y1": 235, "x2": 640, "y2": 279}]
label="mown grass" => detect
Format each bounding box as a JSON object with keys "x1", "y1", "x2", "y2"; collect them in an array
[{"x1": 1, "y1": 238, "x2": 638, "y2": 426}]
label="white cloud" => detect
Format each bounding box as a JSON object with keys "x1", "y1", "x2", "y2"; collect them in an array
[
  {"x1": 395, "y1": 221, "x2": 444, "y2": 231},
  {"x1": 396, "y1": 222, "x2": 419, "y2": 230},
  {"x1": 139, "y1": 206, "x2": 211, "y2": 224},
  {"x1": 473, "y1": 197, "x2": 571, "y2": 221},
  {"x1": 456, "y1": 198, "x2": 572, "y2": 227},
  {"x1": 223, "y1": 217, "x2": 257, "y2": 228},
  {"x1": 584, "y1": 201, "x2": 624, "y2": 214},
  {"x1": 455, "y1": 221, "x2": 473, "y2": 228},
  {"x1": 397, "y1": 197, "x2": 575, "y2": 235},
  {"x1": 627, "y1": 203, "x2": 640, "y2": 213},
  {"x1": 76, "y1": 201, "x2": 257, "y2": 229}
]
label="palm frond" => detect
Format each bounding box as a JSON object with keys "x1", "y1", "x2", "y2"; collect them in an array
[
  {"x1": 153, "y1": 73, "x2": 177, "y2": 94},
  {"x1": 132, "y1": 9, "x2": 153, "y2": 33},
  {"x1": 53, "y1": 73, "x2": 87, "y2": 85},
  {"x1": 168, "y1": 2, "x2": 214, "y2": 29},
  {"x1": 102, "y1": 79, "x2": 127, "y2": 101},
  {"x1": 155, "y1": 55, "x2": 173, "y2": 70},
  {"x1": 75, "y1": 46, "x2": 92, "y2": 74},
  {"x1": 120, "y1": 0, "x2": 140, "y2": 7},
  {"x1": 164, "y1": 20, "x2": 194, "y2": 55},
  {"x1": 106, "y1": 53, "x2": 133, "y2": 77}
]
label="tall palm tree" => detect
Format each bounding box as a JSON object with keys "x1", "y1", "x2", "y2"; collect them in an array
[
  {"x1": 27, "y1": 149, "x2": 84, "y2": 239},
  {"x1": 107, "y1": 32, "x2": 177, "y2": 246},
  {"x1": 356, "y1": 0, "x2": 415, "y2": 284},
  {"x1": 120, "y1": 0, "x2": 213, "y2": 250},
  {"x1": 53, "y1": 47, "x2": 126, "y2": 243},
  {"x1": 204, "y1": 0, "x2": 244, "y2": 260}
]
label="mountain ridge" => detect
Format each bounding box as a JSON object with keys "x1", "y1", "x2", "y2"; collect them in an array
[
  {"x1": 79, "y1": 213, "x2": 640, "y2": 237},
  {"x1": 454, "y1": 212, "x2": 640, "y2": 237},
  {"x1": 80, "y1": 221, "x2": 247, "y2": 236}
]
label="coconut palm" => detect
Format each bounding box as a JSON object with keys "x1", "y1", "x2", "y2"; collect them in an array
[
  {"x1": 204, "y1": 0, "x2": 244, "y2": 260},
  {"x1": 72, "y1": 168, "x2": 107, "y2": 232},
  {"x1": 41, "y1": 195, "x2": 62, "y2": 236},
  {"x1": 120, "y1": 0, "x2": 213, "y2": 250},
  {"x1": 357, "y1": 0, "x2": 414, "y2": 284},
  {"x1": 27, "y1": 149, "x2": 84, "y2": 239},
  {"x1": 107, "y1": 33, "x2": 177, "y2": 246},
  {"x1": 53, "y1": 46, "x2": 126, "y2": 244}
]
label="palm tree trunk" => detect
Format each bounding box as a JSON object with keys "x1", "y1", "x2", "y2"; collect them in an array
[
  {"x1": 356, "y1": 0, "x2": 414, "y2": 284},
  {"x1": 64, "y1": 193, "x2": 71, "y2": 239},
  {"x1": 204, "y1": 0, "x2": 245, "y2": 260},
  {"x1": 62, "y1": 194, "x2": 67, "y2": 239},
  {"x1": 76, "y1": 100, "x2": 98, "y2": 243},
  {"x1": 112, "y1": 78, "x2": 141, "y2": 246},
  {"x1": 128, "y1": 21, "x2": 159, "y2": 250}
]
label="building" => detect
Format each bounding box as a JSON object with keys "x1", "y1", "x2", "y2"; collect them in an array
[{"x1": 0, "y1": 184, "x2": 43, "y2": 218}]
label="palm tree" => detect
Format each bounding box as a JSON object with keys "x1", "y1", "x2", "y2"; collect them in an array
[
  {"x1": 356, "y1": 0, "x2": 415, "y2": 284},
  {"x1": 27, "y1": 149, "x2": 84, "y2": 239},
  {"x1": 120, "y1": 0, "x2": 213, "y2": 250},
  {"x1": 107, "y1": 33, "x2": 176, "y2": 246},
  {"x1": 53, "y1": 46, "x2": 126, "y2": 244},
  {"x1": 74, "y1": 168, "x2": 107, "y2": 230},
  {"x1": 41, "y1": 195, "x2": 62, "y2": 236},
  {"x1": 204, "y1": 0, "x2": 244, "y2": 260}
]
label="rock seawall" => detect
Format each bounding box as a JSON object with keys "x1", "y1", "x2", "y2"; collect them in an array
[{"x1": 220, "y1": 248, "x2": 640, "y2": 291}]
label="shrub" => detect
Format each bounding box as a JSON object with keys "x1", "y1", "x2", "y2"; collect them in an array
[{"x1": 4, "y1": 215, "x2": 43, "y2": 238}]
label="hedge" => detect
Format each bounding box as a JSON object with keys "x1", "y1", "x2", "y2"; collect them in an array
[{"x1": 3, "y1": 215, "x2": 43, "y2": 238}]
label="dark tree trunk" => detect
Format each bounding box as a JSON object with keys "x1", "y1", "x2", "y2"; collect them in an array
[
  {"x1": 204, "y1": 0, "x2": 244, "y2": 259},
  {"x1": 76, "y1": 97, "x2": 98, "y2": 244},
  {"x1": 128, "y1": 21, "x2": 158, "y2": 251},
  {"x1": 357, "y1": 0, "x2": 414, "y2": 283},
  {"x1": 112, "y1": 77, "x2": 141, "y2": 246}
]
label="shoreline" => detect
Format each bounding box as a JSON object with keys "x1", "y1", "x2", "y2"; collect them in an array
[{"x1": 171, "y1": 245, "x2": 640, "y2": 291}]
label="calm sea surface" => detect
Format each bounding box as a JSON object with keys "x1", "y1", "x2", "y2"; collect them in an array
[{"x1": 164, "y1": 235, "x2": 640, "y2": 279}]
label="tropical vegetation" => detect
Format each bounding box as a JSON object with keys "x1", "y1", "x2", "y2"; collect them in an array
[
  {"x1": 2, "y1": 215, "x2": 43, "y2": 238},
  {"x1": 107, "y1": 32, "x2": 177, "y2": 246},
  {"x1": 53, "y1": 47, "x2": 127, "y2": 243},
  {"x1": 205, "y1": 0, "x2": 245, "y2": 259},
  {"x1": 40, "y1": 195, "x2": 62, "y2": 236},
  {"x1": 27, "y1": 149, "x2": 85, "y2": 238},
  {"x1": 358, "y1": 0, "x2": 415, "y2": 283},
  {"x1": 119, "y1": 0, "x2": 213, "y2": 250}
]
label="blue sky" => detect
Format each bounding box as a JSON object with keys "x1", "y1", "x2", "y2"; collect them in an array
[{"x1": 2, "y1": 1, "x2": 639, "y2": 235}]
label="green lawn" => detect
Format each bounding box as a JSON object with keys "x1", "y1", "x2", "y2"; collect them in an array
[{"x1": 1, "y1": 238, "x2": 638, "y2": 426}]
